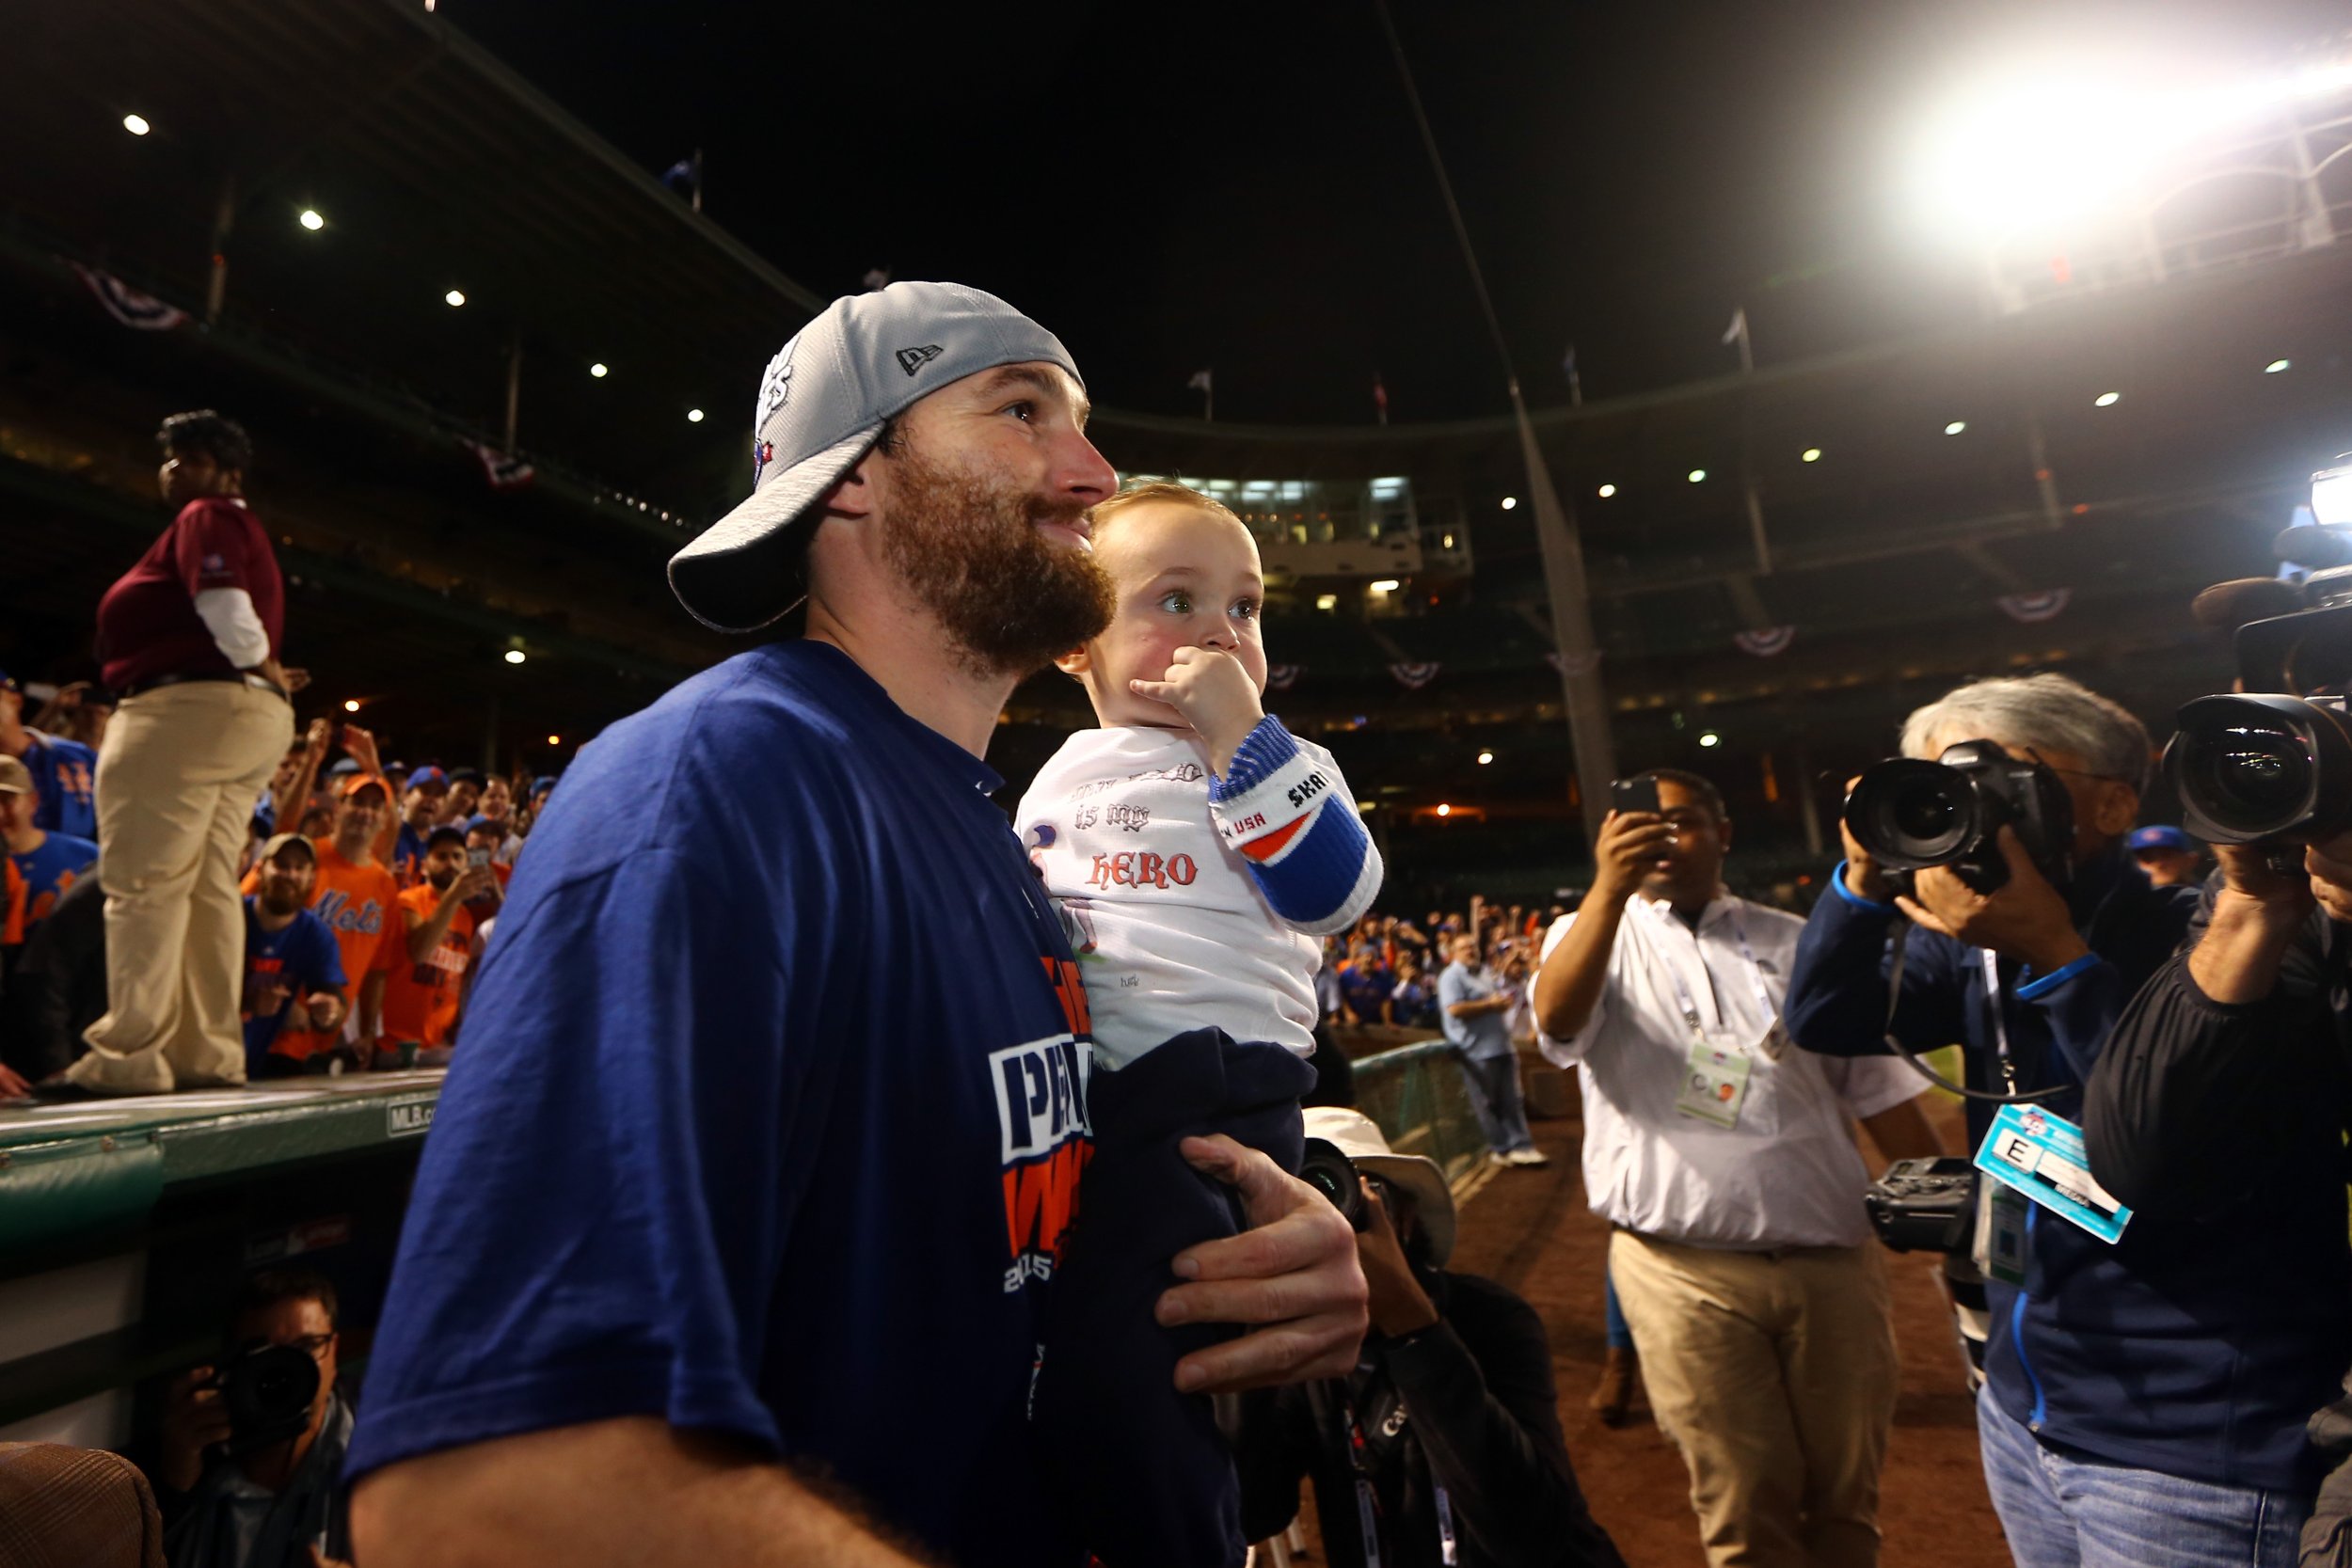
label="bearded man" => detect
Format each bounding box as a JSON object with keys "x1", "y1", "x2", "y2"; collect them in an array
[{"x1": 347, "y1": 283, "x2": 1369, "y2": 1568}]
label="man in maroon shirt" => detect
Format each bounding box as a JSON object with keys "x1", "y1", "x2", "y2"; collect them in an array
[{"x1": 63, "y1": 411, "x2": 294, "y2": 1095}]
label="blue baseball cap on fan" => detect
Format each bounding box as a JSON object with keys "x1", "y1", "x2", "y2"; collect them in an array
[
  {"x1": 667, "y1": 280, "x2": 1082, "y2": 636},
  {"x1": 2128, "y1": 825, "x2": 2195, "y2": 853}
]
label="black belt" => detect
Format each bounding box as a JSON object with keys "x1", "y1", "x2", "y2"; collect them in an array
[{"x1": 117, "y1": 671, "x2": 289, "y2": 704}]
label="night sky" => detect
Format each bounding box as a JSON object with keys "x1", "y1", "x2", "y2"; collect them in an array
[{"x1": 449, "y1": 0, "x2": 2343, "y2": 423}]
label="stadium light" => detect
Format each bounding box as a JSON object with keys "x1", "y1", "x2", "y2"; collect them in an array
[
  {"x1": 1945, "y1": 420, "x2": 1967, "y2": 436},
  {"x1": 1436, "y1": 802, "x2": 1453, "y2": 817},
  {"x1": 1698, "y1": 731, "x2": 1723, "y2": 749},
  {"x1": 1315, "y1": 594, "x2": 1338, "y2": 610},
  {"x1": 298, "y1": 209, "x2": 325, "y2": 231},
  {"x1": 590, "y1": 362, "x2": 609, "y2": 378},
  {"x1": 2312, "y1": 455, "x2": 2352, "y2": 527},
  {"x1": 1369, "y1": 578, "x2": 1400, "y2": 594},
  {"x1": 546, "y1": 734, "x2": 562, "y2": 746},
  {"x1": 1687, "y1": 468, "x2": 1707, "y2": 483},
  {"x1": 342, "y1": 699, "x2": 360, "y2": 713},
  {"x1": 1908, "y1": 55, "x2": 2352, "y2": 245},
  {"x1": 2266, "y1": 358, "x2": 2291, "y2": 374},
  {"x1": 1476, "y1": 750, "x2": 1495, "y2": 766},
  {"x1": 1802, "y1": 447, "x2": 1823, "y2": 463},
  {"x1": 503, "y1": 649, "x2": 526, "y2": 665},
  {"x1": 687, "y1": 408, "x2": 706, "y2": 423},
  {"x1": 444, "y1": 290, "x2": 466, "y2": 308},
  {"x1": 1597, "y1": 483, "x2": 1617, "y2": 499},
  {"x1": 122, "y1": 114, "x2": 151, "y2": 136},
  {"x1": 1500, "y1": 496, "x2": 1518, "y2": 511},
  {"x1": 2094, "y1": 390, "x2": 2121, "y2": 407}
]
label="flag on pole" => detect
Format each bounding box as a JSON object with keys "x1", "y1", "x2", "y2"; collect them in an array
[
  {"x1": 461, "y1": 438, "x2": 536, "y2": 491},
  {"x1": 1187, "y1": 368, "x2": 1213, "y2": 421},
  {"x1": 70, "y1": 262, "x2": 187, "y2": 331},
  {"x1": 1373, "y1": 372, "x2": 1389, "y2": 425},
  {"x1": 1723, "y1": 307, "x2": 1754, "y2": 372}
]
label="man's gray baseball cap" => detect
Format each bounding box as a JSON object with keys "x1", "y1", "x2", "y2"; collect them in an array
[{"x1": 668, "y1": 280, "x2": 1082, "y2": 634}]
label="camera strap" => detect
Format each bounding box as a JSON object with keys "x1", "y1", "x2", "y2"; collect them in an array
[
  {"x1": 1881, "y1": 923, "x2": 2070, "y2": 1103},
  {"x1": 1979, "y1": 949, "x2": 2022, "y2": 1096}
]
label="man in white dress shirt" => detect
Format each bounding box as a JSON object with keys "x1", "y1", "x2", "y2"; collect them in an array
[{"x1": 1531, "y1": 769, "x2": 1939, "y2": 1568}]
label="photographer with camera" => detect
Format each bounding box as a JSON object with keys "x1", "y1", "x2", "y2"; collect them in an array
[
  {"x1": 1235, "y1": 1109, "x2": 1627, "y2": 1568},
  {"x1": 1529, "y1": 768, "x2": 1938, "y2": 1568},
  {"x1": 155, "y1": 1268, "x2": 355, "y2": 1568},
  {"x1": 1781, "y1": 673, "x2": 2232, "y2": 1566}
]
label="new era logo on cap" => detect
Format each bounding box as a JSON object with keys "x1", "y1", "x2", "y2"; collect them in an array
[{"x1": 666, "y1": 281, "x2": 1081, "y2": 635}]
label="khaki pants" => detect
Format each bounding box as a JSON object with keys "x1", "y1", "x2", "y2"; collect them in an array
[
  {"x1": 71, "y1": 680, "x2": 289, "y2": 1093},
  {"x1": 1609, "y1": 1228, "x2": 1899, "y2": 1568}
]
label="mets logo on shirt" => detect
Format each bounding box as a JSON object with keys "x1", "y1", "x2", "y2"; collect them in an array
[{"x1": 989, "y1": 1029, "x2": 1094, "y2": 1294}]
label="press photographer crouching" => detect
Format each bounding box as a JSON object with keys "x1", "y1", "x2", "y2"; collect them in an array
[
  {"x1": 153, "y1": 1269, "x2": 354, "y2": 1568},
  {"x1": 2084, "y1": 548, "x2": 2352, "y2": 1564},
  {"x1": 1780, "y1": 673, "x2": 2265, "y2": 1568},
  {"x1": 1234, "y1": 1109, "x2": 1626, "y2": 1568}
]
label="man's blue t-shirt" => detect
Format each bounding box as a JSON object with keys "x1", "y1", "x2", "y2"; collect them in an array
[
  {"x1": 9, "y1": 832, "x2": 97, "y2": 937},
  {"x1": 1339, "y1": 959, "x2": 1392, "y2": 1022},
  {"x1": 242, "y1": 899, "x2": 346, "y2": 1067},
  {"x1": 20, "y1": 732, "x2": 97, "y2": 841},
  {"x1": 1438, "y1": 961, "x2": 1513, "y2": 1060},
  {"x1": 346, "y1": 641, "x2": 1096, "y2": 1567}
]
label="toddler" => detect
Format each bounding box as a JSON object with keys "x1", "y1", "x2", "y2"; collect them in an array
[{"x1": 1019, "y1": 481, "x2": 1381, "y2": 1568}]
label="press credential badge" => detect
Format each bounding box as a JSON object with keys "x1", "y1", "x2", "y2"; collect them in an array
[{"x1": 1973, "y1": 1102, "x2": 2132, "y2": 1244}]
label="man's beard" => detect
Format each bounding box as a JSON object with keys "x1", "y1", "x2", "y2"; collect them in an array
[
  {"x1": 260, "y1": 887, "x2": 305, "y2": 917},
  {"x1": 880, "y1": 445, "x2": 1115, "y2": 678},
  {"x1": 427, "y1": 869, "x2": 456, "y2": 893}
]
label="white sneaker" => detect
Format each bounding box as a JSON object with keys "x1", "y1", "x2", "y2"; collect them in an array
[{"x1": 1505, "y1": 1148, "x2": 1549, "y2": 1166}]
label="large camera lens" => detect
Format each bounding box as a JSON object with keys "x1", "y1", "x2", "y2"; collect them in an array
[
  {"x1": 2170, "y1": 694, "x2": 2352, "y2": 843},
  {"x1": 1845, "y1": 759, "x2": 1979, "y2": 870}
]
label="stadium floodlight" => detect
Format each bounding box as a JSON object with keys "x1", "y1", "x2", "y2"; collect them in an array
[
  {"x1": 503, "y1": 649, "x2": 526, "y2": 665},
  {"x1": 1369, "y1": 578, "x2": 1401, "y2": 594},
  {"x1": 547, "y1": 734, "x2": 562, "y2": 746},
  {"x1": 1436, "y1": 802, "x2": 1453, "y2": 817},
  {"x1": 1476, "y1": 750, "x2": 1495, "y2": 766},
  {"x1": 1687, "y1": 468, "x2": 1707, "y2": 483},
  {"x1": 2312, "y1": 455, "x2": 2352, "y2": 527},
  {"x1": 444, "y1": 290, "x2": 466, "y2": 308},
  {"x1": 1909, "y1": 55, "x2": 2352, "y2": 245},
  {"x1": 122, "y1": 114, "x2": 151, "y2": 135},
  {"x1": 1315, "y1": 594, "x2": 1338, "y2": 610},
  {"x1": 590, "y1": 363, "x2": 609, "y2": 378},
  {"x1": 1698, "y1": 731, "x2": 1723, "y2": 749},
  {"x1": 1802, "y1": 448, "x2": 1823, "y2": 463},
  {"x1": 2094, "y1": 391, "x2": 2121, "y2": 407},
  {"x1": 1597, "y1": 483, "x2": 1617, "y2": 499},
  {"x1": 687, "y1": 408, "x2": 706, "y2": 423},
  {"x1": 1945, "y1": 420, "x2": 1967, "y2": 436},
  {"x1": 1500, "y1": 496, "x2": 1518, "y2": 511},
  {"x1": 2266, "y1": 358, "x2": 2291, "y2": 374},
  {"x1": 298, "y1": 209, "x2": 325, "y2": 231}
]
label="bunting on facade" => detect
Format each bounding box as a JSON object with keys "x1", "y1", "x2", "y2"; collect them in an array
[
  {"x1": 461, "y1": 439, "x2": 536, "y2": 491},
  {"x1": 1388, "y1": 661, "x2": 1441, "y2": 690},
  {"x1": 70, "y1": 262, "x2": 187, "y2": 331},
  {"x1": 1733, "y1": 626, "x2": 1797, "y2": 657},
  {"x1": 1996, "y1": 590, "x2": 2072, "y2": 624}
]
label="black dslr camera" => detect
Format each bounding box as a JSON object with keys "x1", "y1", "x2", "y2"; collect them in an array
[
  {"x1": 1843, "y1": 738, "x2": 2074, "y2": 896},
  {"x1": 2169, "y1": 548, "x2": 2352, "y2": 847},
  {"x1": 1298, "y1": 1138, "x2": 1369, "y2": 1232},
  {"x1": 1864, "y1": 1157, "x2": 1979, "y2": 1254},
  {"x1": 209, "y1": 1341, "x2": 322, "y2": 1454}
]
